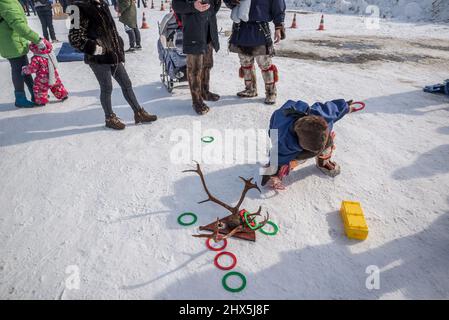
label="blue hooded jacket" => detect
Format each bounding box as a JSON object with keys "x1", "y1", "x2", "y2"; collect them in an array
[{"x1": 269, "y1": 99, "x2": 350, "y2": 166}]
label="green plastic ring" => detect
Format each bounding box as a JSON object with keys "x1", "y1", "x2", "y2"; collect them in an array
[
  {"x1": 177, "y1": 212, "x2": 198, "y2": 226},
  {"x1": 222, "y1": 271, "x2": 247, "y2": 293},
  {"x1": 201, "y1": 136, "x2": 215, "y2": 143},
  {"x1": 243, "y1": 212, "x2": 261, "y2": 230},
  {"x1": 259, "y1": 221, "x2": 279, "y2": 236}
]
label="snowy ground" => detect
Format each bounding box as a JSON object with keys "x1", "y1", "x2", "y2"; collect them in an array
[{"x1": 1, "y1": 7, "x2": 449, "y2": 300}]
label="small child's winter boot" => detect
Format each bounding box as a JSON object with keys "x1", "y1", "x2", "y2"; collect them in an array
[
  {"x1": 14, "y1": 91, "x2": 35, "y2": 108},
  {"x1": 105, "y1": 113, "x2": 126, "y2": 130},
  {"x1": 134, "y1": 108, "x2": 158, "y2": 124},
  {"x1": 261, "y1": 65, "x2": 278, "y2": 105},
  {"x1": 237, "y1": 65, "x2": 258, "y2": 98},
  {"x1": 316, "y1": 157, "x2": 341, "y2": 177},
  {"x1": 264, "y1": 83, "x2": 277, "y2": 105}
]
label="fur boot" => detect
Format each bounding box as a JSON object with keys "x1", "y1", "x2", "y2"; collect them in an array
[
  {"x1": 261, "y1": 65, "x2": 278, "y2": 105},
  {"x1": 202, "y1": 68, "x2": 220, "y2": 101},
  {"x1": 237, "y1": 65, "x2": 258, "y2": 98}
]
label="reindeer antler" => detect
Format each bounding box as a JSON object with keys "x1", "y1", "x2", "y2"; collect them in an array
[
  {"x1": 234, "y1": 177, "x2": 261, "y2": 211},
  {"x1": 183, "y1": 162, "x2": 235, "y2": 214},
  {"x1": 192, "y1": 217, "x2": 222, "y2": 241},
  {"x1": 183, "y1": 162, "x2": 262, "y2": 215}
]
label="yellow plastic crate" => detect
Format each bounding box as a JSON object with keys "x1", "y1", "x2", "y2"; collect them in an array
[{"x1": 340, "y1": 201, "x2": 369, "y2": 240}]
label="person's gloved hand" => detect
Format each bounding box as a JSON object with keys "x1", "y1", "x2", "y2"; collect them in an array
[
  {"x1": 37, "y1": 39, "x2": 47, "y2": 50},
  {"x1": 93, "y1": 45, "x2": 105, "y2": 55}
]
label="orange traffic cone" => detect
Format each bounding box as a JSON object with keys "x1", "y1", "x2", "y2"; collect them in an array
[
  {"x1": 141, "y1": 12, "x2": 149, "y2": 29},
  {"x1": 151, "y1": 0, "x2": 154, "y2": 9},
  {"x1": 290, "y1": 13, "x2": 297, "y2": 29},
  {"x1": 160, "y1": 1, "x2": 165, "y2": 10},
  {"x1": 317, "y1": 14, "x2": 325, "y2": 31}
]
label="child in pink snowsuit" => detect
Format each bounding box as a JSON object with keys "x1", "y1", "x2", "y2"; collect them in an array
[{"x1": 22, "y1": 39, "x2": 68, "y2": 106}]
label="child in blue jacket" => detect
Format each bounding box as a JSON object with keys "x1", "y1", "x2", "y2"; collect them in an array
[{"x1": 262, "y1": 99, "x2": 357, "y2": 190}]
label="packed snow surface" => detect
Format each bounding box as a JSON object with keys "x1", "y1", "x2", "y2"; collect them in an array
[
  {"x1": 0, "y1": 7, "x2": 448, "y2": 299},
  {"x1": 286, "y1": 0, "x2": 449, "y2": 22}
]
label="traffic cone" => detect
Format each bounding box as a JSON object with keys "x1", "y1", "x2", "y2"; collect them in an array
[
  {"x1": 151, "y1": 0, "x2": 154, "y2": 9},
  {"x1": 141, "y1": 12, "x2": 149, "y2": 29},
  {"x1": 160, "y1": 1, "x2": 165, "y2": 10},
  {"x1": 317, "y1": 14, "x2": 325, "y2": 31},
  {"x1": 290, "y1": 13, "x2": 297, "y2": 29}
]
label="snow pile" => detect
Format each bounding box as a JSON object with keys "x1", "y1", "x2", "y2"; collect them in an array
[{"x1": 286, "y1": 0, "x2": 449, "y2": 22}]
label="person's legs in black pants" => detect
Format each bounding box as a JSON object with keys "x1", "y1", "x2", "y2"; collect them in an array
[
  {"x1": 8, "y1": 56, "x2": 35, "y2": 107},
  {"x1": 133, "y1": 28, "x2": 141, "y2": 47},
  {"x1": 36, "y1": 8, "x2": 49, "y2": 40},
  {"x1": 126, "y1": 28, "x2": 136, "y2": 49},
  {"x1": 44, "y1": 8, "x2": 57, "y2": 41},
  {"x1": 89, "y1": 63, "x2": 141, "y2": 116},
  {"x1": 112, "y1": 63, "x2": 141, "y2": 113},
  {"x1": 29, "y1": 0, "x2": 36, "y2": 15},
  {"x1": 8, "y1": 56, "x2": 34, "y2": 94},
  {"x1": 89, "y1": 64, "x2": 114, "y2": 117},
  {"x1": 21, "y1": 0, "x2": 30, "y2": 16}
]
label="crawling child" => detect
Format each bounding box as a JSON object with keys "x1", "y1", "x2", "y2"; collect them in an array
[
  {"x1": 22, "y1": 39, "x2": 68, "y2": 106},
  {"x1": 262, "y1": 99, "x2": 359, "y2": 190}
]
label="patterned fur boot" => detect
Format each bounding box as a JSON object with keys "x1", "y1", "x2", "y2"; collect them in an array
[
  {"x1": 237, "y1": 65, "x2": 258, "y2": 98},
  {"x1": 262, "y1": 65, "x2": 278, "y2": 105}
]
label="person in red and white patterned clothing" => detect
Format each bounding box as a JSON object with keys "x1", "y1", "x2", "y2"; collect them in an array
[{"x1": 22, "y1": 38, "x2": 68, "y2": 106}]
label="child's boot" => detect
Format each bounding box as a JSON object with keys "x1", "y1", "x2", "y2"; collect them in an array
[
  {"x1": 14, "y1": 91, "x2": 35, "y2": 108},
  {"x1": 261, "y1": 65, "x2": 278, "y2": 105},
  {"x1": 237, "y1": 65, "x2": 258, "y2": 98},
  {"x1": 264, "y1": 83, "x2": 277, "y2": 105},
  {"x1": 134, "y1": 108, "x2": 158, "y2": 124},
  {"x1": 316, "y1": 157, "x2": 341, "y2": 177},
  {"x1": 105, "y1": 113, "x2": 126, "y2": 130}
]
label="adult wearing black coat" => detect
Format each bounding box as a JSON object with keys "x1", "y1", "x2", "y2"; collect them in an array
[
  {"x1": 172, "y1": 0, "x2": 221, "y2": 115},
  {"x1": 68, "y1": 0, "x2": 157, "y2": 130}
]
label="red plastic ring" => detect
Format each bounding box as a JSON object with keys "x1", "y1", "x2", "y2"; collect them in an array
[
  {"x1": 351, "y1": 101, "x2": 366, "y2": 112},
  {"x1": 206, "y1": 238, "x2": 228, "y2": 251},
  {"x1": 214, "y1": 251, "x2": 237, "y2": 271}
]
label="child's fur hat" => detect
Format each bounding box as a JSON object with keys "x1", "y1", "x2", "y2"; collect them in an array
[{"x1": 294, "y1": 116, "x2": 329, "y2": 153}]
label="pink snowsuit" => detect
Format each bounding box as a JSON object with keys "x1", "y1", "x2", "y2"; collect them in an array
[{"x1": 22, "y1": 39, "x2": 68, "y2": 105}]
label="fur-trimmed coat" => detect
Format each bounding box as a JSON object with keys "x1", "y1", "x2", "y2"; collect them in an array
[{"x1": 68, "y1": 0, "x2": 125, "y2": 65}]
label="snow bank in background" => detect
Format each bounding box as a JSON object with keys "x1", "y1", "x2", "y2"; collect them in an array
[{"x1": 286, "y1": 0, "x2": 449, "y2": 22}]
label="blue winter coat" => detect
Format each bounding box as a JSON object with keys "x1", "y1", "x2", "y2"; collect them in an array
[
  {"x1": 225, "y1": 0, "x2": 286, "y2": 47},
  {"x1": 269, "y1": 99, "x2": 350, "y2": 166}
]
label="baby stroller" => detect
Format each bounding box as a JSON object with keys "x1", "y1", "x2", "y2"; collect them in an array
[{"x1": 157, "y1": 12, "x2": 187, "y2": 93}]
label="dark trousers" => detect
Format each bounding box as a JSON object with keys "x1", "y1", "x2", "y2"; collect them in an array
[
  {"x1": 126, "y1": 27, "x2": 141, "y2": 48},
  {"x1": 89, "y1": 63, "x2": 141, "y2": 117},
  {"x1": 36, "y1": 6, "x2": 56, "y2": 41},
  {"x1": 137, "y1": 0, "x2": 147, "y2": 8},
  {"x1": 186, "y1": 44, "x2": 214, "y2": 105},
  {"x1": 8, "y1": 55, "x2": 34, "y2": 95},
  {"x1": 21, "y1": 0, "x2": 36, "y2": 15}
]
